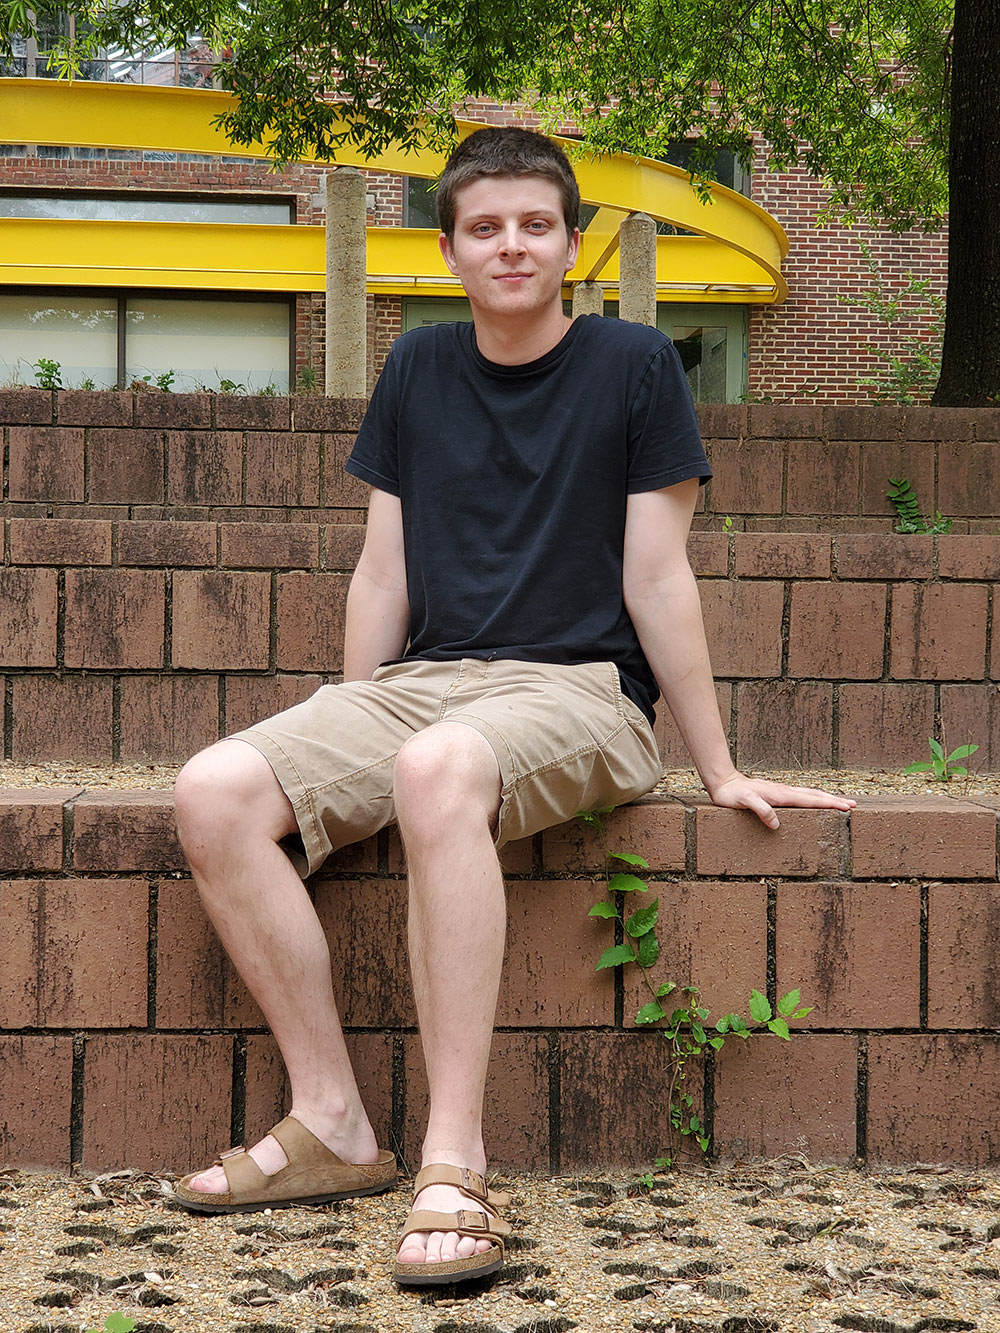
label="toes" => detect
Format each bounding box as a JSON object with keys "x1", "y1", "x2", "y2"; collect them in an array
[{"x1": 187, "y1": 1166, "x2": 225, "y2": 1194}]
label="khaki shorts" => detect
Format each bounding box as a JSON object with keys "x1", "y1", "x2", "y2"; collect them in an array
[{"x1": 231, "y1": 657, "x2": 662, "y2": 878}]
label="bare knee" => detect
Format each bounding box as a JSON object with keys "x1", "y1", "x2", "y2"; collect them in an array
[
  {"x1": 175, "y1": 740, "x2": 295, "y2": 865},
  {"x1": 393, "y1": 725, "x2": 501, "y2": 839}
]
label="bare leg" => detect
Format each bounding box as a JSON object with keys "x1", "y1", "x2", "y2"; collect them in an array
[
  {"x1": 173, "y1": 739, "x2": 379, "y2": 1189},
  {"x1": 392, "y1": 722, "x2": 506, "y2": 1266}
]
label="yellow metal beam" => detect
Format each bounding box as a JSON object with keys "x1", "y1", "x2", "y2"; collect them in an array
[{"x1": 0, "y1": 79, "x2": 788, "y2": 303}]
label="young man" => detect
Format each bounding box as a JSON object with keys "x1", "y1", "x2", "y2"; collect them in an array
[{"x1": 172, "y1": 128, "x2": 854, "y2": 1285}]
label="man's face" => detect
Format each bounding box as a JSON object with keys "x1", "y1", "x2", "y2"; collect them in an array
[{"x1": 438, "y1": 175, "x2": 580, "y2": 322}]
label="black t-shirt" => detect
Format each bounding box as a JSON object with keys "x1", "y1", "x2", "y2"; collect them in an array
[{"x1": 345, "y1": 313, "x2": 712, "y2": 723}]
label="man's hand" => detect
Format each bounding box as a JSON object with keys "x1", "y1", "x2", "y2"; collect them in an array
[{"x1": 708, "y1": 771, "x2": 857, "y2": 830}]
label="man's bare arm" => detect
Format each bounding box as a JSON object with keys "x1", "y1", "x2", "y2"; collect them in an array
[
  {"x1": 343, "y1": 487, "x2": 410, "y2": 682},
  {"x1": 623, "y1": 480, "x2": 855, "y2": 828}
]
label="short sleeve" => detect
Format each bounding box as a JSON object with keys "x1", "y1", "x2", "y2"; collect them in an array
[
  {"x1": 345, "y1": 345, "x2": 402, "y2": 496},
  {"x1": 626, "y1": 341, "x2": 713, "y2": 493}
]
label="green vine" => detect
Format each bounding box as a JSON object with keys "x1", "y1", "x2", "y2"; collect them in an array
[{"x1": 579, "y1": 808, "x2": 814, "y2": 1168}]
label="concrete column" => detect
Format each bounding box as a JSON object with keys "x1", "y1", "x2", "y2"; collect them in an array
[
  {"x1": 619, "y1": 212, "x2": 657, "y2": 326},
  {"x1": 324, "y1": 167, "x2": 368, "y2": 397},
  {"x1": 572, "y1": 280, "x2": 604, "y2": 318}
]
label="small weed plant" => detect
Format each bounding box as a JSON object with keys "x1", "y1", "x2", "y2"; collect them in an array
[
  {"x1": 887, "y1": 476, "x2": 952, "y2": 534},
  {"x1": 296, "y1": 365, "x2": 319, "y2": 394},
  {"x1": 86, "y1": 1316, "x2": 135, "y2": 1333},
  {"x1": 579, "y1": 808, "x2": 813, "y2": 1167},
  {"x1": 906, "y1": 736, "x2": 979, "y2": 782},
  {"x1": 33, "y1": 356, "x2": 62, "y2": 389}
]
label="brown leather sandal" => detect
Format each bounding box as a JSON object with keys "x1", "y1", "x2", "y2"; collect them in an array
[
  {"x1": 393, "y1": 1163, "x2": 511, "y2": 1286},
  {"x1": 172, "y1": 1114, "x2": 396, "y2": 1214}
]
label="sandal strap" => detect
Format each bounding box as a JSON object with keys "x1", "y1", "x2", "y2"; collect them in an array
[
  {"x1": 217, "y1": 1145, "x2": 267, "y2": 1197},
  {"x1": 413, "y1": 1163, "x2": 510, "y2": 1208},
  {"x1": 399, "y1": 1207, "x2": 511, "y2": 1251}
]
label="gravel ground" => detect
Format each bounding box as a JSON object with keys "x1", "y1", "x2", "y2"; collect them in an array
[{"x1": 3, "y1": 1160, "x2": 1000, "y2": 1333}]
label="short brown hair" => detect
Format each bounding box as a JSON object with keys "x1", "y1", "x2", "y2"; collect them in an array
[{"x1": 436, "y1": 127, "x2": 580, "y2": 240}]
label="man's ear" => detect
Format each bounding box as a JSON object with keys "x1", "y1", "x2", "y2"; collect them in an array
[
  {"x1": 439, "y1": 231, "x2": 459, "y2": 275},
  {"x1": 564, "y1": 227, "x2": 581, "y2": 273}
]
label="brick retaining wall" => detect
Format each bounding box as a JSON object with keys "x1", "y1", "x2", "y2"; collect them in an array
[{"x1": 2, "y1": 790, "x2": 999, "y2": 1173}]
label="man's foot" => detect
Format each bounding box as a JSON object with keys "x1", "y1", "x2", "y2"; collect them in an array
[{"x1": 394, "y1": 1163, "x2": 511, "y2": 1285}]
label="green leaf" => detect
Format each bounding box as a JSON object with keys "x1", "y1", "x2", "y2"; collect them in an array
[
  {"x1": 777, "y1": 988, "x2": 801, "y2": 1016},
  {"x1": 708, "y1": 1036, "x2": 726, "y2": 1050},
  {"x1": 749, "y1": 989, "x2": 772, "y2": 1023},
  {"x1": 715, "y1": 1014, "x2": 732, "y2": 1033},
  {"x1": 691, "y1": 1022, "x2": 707, "y2": 1045},
  {"x1": 588, "y1": 901, "x2": 619, "y2": 918},
  {"x1": 791, "y1": 1006, "x2": 814, "y2": 1020},
  {"x1": 596, "y1": 943, "x2": 637, "y2": 970},
  {"x1": 929, "y1": 736, "x2": 945, "y2": 761},
  {"x1": 609, "y1": 872, "x2": 648, "y2": 894},
  {"x1": 656, "y1": 981, "x2": 677, "y2": 998},
  {"x1": 625, "y1": 899, "x2": 659, "y2": 937},
  {"x1": 948, "y1": 743, "x2": 979, "y2": 761},
  {"x1": 636, "y1": 1000, "x2": 667, "y2": 1025},
  {"x1": 689, "y1": 1114, "x2": 702, "y2": 1133},
  {"x1": 904, "y1": 761, "x2": 934, "y2": 773},
  {"x1": 102, "y1": 1319, "x2": 138, "y2": 1333},
  {"x1": 948, "y1": 766, "x2": 968, "y2": 778},
  {"x1": 697, "y1": 1134, "x2": 711, "y2": 1152},
  {"x1": 610, "y1": 850, "x2": 650, "y2": 868},
  {"x1": 767, "y1": 1017, "x2": 791, "y2": 1039},
  {"x1": 637, "y1": 930, "x2": 660, "y2": 968},
  {"x1": 729, "y1": 1014, "x2": 750, "y2": 1035}
]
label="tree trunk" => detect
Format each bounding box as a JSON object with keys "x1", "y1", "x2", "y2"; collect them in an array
[{"x1": 932, "y1": 0, "x2": 1000, "y2": 405}]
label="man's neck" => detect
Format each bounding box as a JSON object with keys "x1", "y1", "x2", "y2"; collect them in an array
[{"x1": 472, "y1": 308, "x2": 573, "y2": 367}]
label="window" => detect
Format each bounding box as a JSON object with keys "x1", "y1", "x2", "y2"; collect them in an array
[{"x1": 0, "y1": 191, "x2": 294, "y2": 225}]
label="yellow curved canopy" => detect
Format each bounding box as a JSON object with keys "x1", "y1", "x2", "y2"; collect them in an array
[{"x1": 0, "y1": 79, "x2": 788, "y2": 304}]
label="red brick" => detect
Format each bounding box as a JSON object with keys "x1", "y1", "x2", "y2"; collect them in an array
[
  {"x1": 714, "y1": 1034, "x2": 857, "y2": 1163},
  {"x1": 973, "y1": 408, "x2": 1000, "y2": 442},
  {"x1": 12, "y1": 676, "x2": 113, "y2": 761},
  {"x1": 0, "y1": 387, "x2": 53, "y2": 425},
  {"x1": 56, "y1": 388, "x2": 132, "y2": 426},
  {"x1": 736, "y1": 681, "x2": 833, "y2": 768},
  {"x1": 927, "y1": 882, "x2": 1000, "y2": 1028},
  {"x1": 220, "y1": 521, "x2": 320, "y2": 568},
  {"x1": 867, "y1": 1035, "x2": 1000, "y2": 1165},
  {"x1": 9, "y1": 518, "x2": 112, "y2": 565},
  {"x1": 120, "y1": 674, "x2": 220, "y2": 761},
  {"x1": 291, "y1": 397, "x2": 366, "y2": 432},
  {"x1": 700, "y1": 580, "x2": 784, "y2": 677},
  {"x1": 82, "y1": 1034, "x2": 233, "y2": 1171},
  {"x1": 224, "y1": 673, "x2": 323, "y2": 733},
  {"x1": 244, "y1": 1032, "x2": 392, "y2": 1148},
  {"x1": 0, "y1": 567, "x2": 58, "y2": 665},
  {"x1": 172, "y1": 570, "x2": 271, "y2": 669},
  {"x1": 0, "y1": 878, "x2": 147, "y2": 1027},
  {"x1": 655, "y1": 683, "x2": 731, "y2": 767},
  {"x1": 696, "y1": 803, "x2": 846, "y2": 876},
  {"x1": 696, "y1": 404, "x2": 746, "y2": 438},
  {"x1": 324, "y1": 523, "x2": 366, "y2": 570},
  {"x1": 776, "y1": 881, "x2": 919, "y2": 1028},
  {"x1": 839, "y1": 683, "x2": 936, "y2": 767},
  {"x1": 937, "y1": 535, "x2": 1000, "y2": 580},
  {"x1": 73, "y1": 790, "x2": 184, "y2": 871},
  {"x1": 315, "y1": 877, "x2": 413, "y2": 1027},
  {"x1": 788, "y1": 583, "x2": 886, "y2": 679},
  {"x1": 748, "y1": 403, "x2": 822, "y2": 439},
  {"x1": 705, "y1": 438, "x2": 783, "y2": 514},
  {"x1": 623, "y1": 878, "x2": 767, "y2": 1023},
  {"x1": 244, "y1": 431, "x2": 320, "y2": 506},
  {"x1": 747, "y1": 515, "x2": 892, "y2": 534},
  {"x1": 214, "y1": 395, "x2": 291, "y2": 430},
  {"x1": 890, "y1": 582, "x2": 987, "y2": 680},
  {"x1": 686, "y1": 531, "x2": 729, "y2": 575},
  {"x1": 940, "y1": 684, "x2": 1000, "y2": 770},
  {"x1": 836, "y1": 534, "x2": 933, "y2": 579},
  {"x1": 87, "y1": 427, "x2": 165, "y2": 503},
  {"x1": 0, "y1": 1037, "x2": 73, "y2": 1168},
  {"x1": 938, "y1": 442, "x2": 1000, "y2": 517},
  {"x1": 276, "y1": 572, "x2": 350, "y2": 671},
  {"x1": 321, "y1": 432, "x2": 372, "y2": 508},
  {"x1": 8, "y1": 426, "x2": 84, "y2": 500},
  {"x1": 135, "y1": 392, "x2": 212, "y2": 429},
  {"x1": 167, "y1": 430, "x2": 243, "y2": 505},
  {"x1": 499, "y1": 878, "x2": 614, "y2": 1025},
  {"x1": 558, "y1": 1032, "x2": 682, "y2": 1170},
  {"x1": 850, "y1": 796, "x2": 995, "y2": 878},
  {"x1": 404, "y1": 1031, "x2": 549, "y2": 1172},
  {"x1": 0, "y1": 787, "x2": 77, "y2": 871},
  {"x1": 902, "y1": 406, "x2": 976, "y2": 442},
  {"x1": 541, "y1": 799, "x2": 686, "y2": 872},
  {"x1": 733, "y1": 533, "x2": 831, "y2": 578},
  {"x1": 64, "y1": 569, "x2": 165, "y2": 668},
  {"x1": 117, "y1": 519, "x2": 217, "y2": 566},
  {"x1": 787, "y1": 440, "x2": 860, "y2": 515},
  {"x1": 823, "y1": 405, "x2": 901, "y2": 440},
  {"x1": 859, "y1": 440, "x2": 935, "y2": 515}
]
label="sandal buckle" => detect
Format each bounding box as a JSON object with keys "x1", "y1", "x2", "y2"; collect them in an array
[
  {"x1": 219, "y1": 1145, "x2": 246, "y2": 1159},
  {"x1": 457, "y1": 1209, "x2": 489, "y2": 1232},
  {"x1": 460, "y1": 1167, "x2": 486, "y2": 1199}
]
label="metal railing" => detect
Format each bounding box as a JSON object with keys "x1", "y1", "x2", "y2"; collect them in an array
[{"x1": 1, "y1": 35, "x2": 229, "y2": 87}]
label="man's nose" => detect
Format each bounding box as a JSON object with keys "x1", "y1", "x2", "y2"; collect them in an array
[{"x1": 497, "y1": 226, "x2": 526, "y2": 255}]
